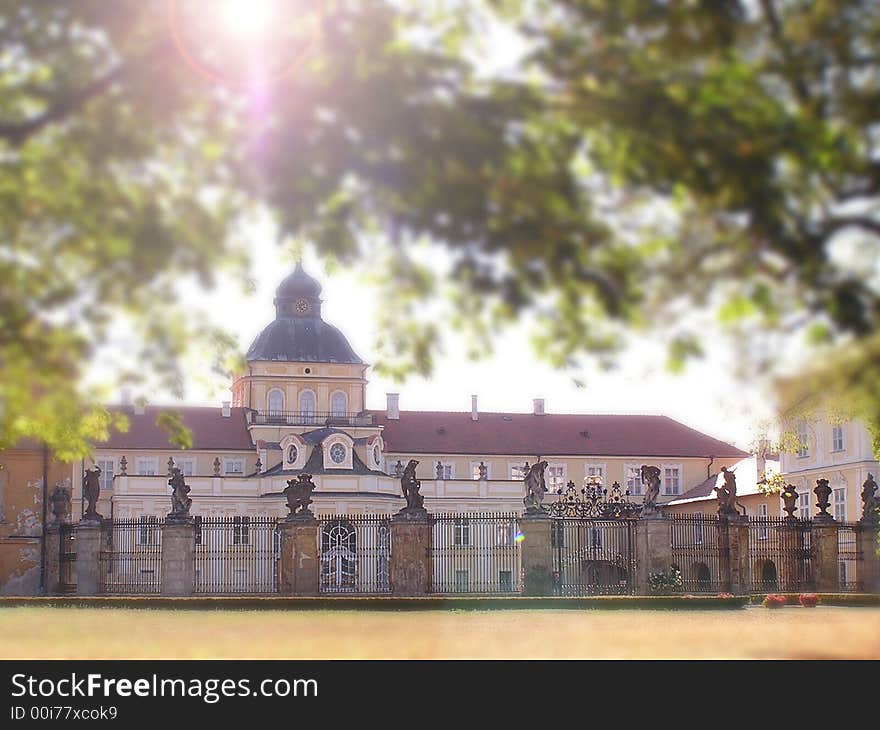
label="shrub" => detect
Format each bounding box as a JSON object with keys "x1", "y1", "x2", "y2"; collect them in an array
[
  {"x1": 762, "y1": 593, "x2": 787, "y2": 608},
  {"x1": 648, "y1": 567, "x2": 684, "y2": 595},
  {"x1": 798, "y1": 593, "x2": 819, "y2": 608}
]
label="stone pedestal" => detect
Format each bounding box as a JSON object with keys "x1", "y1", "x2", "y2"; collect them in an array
[
  {"x1": 858, "y1": 521, "x2": 880, "y2": 593},
  {"x1": 279, "y1": 515, "x2": 319, "y2": 596},
  {"x1": 812, "y1": 518, "x2": 839, "y2": 593},
  {"x1": 520, "y1": 513, "x2": 553, "y2": 596},
  {"x1": 44, "y1": 524, "x2": 63, "y2": 595},
  {"x1": 634, "y1": 515, "x2": 673, "y2": 595},
  {"x1": 75, "y1": 521, "x2": 103, "y2": 595},
  {"x1": 390, "y1": 512, "x2": 432, "y2": 596},
  {"x1": 161, "y1": 519, "x2": 195, "y2": 596},
  {"x1": 724, "y1": 516, "x2": 750, "y2": 595}
]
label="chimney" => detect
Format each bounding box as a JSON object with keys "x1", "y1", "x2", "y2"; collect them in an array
[
  {"x1": 471, "y1": 395, "x2": 479, "y2": 421},
  {"x1": 221, "y1": 401, "x2": 231, "y2": 418},
  {"x1": 533, "y1": 398, "x2": 545, "y2": 416},
  {"x1": 387, "y1": 393, "x2": 399, "y2": 420}
]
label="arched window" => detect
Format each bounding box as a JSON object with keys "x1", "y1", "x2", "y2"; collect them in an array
[
  {"x1": 267, "y1": 389, "x2": 284, "y2": 416},
  {"x1": 331, "y1": 391, "x2": 347, "y2": 417},
  {"x1": 299, "y1": 391, "x2": 315, "y2": 422}
]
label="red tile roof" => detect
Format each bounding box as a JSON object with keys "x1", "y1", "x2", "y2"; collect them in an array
[
  {"x1": 371, "y1": 411, "x2": 748, "y2": 458},
  {"x1": 98, "y1": 406, "x2": 253, "y2": 451}
]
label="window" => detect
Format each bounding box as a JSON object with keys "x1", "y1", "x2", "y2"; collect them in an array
[
  {"x1": 546, "y1": 464, "x2": 566, "y2": 494},
  {"x1": 453, "y1": 518, "x2": 471, "y2": 546},
  {"x1": 796, "y1": 422, "x2": 809, "y2": 458},
  {"x1": 499, "y1": 570, "x2": 513, "y2": 592},
  {"x1": 299, "y1": 390, "x2": 316, "y2": 421},
  {"x1": 232, "y1": 516, "x2": 250, "y2": 545},
  {"x1": 584, "y1": 464, "x2": 605, "y2": 486},
  {"x1": 694, "y1": 512, "x2": 704, "y2": 545},
  {"x1": 798, "y1": 491, "x2": 811, "y2": 519},
  {"x1": 330, "y1": 391, "x2": 347, "y2": 417},
  {"x1": 267, "y1": 389, "x2": 284, "y2": 415},
  {"x1": 137, "y1": 516, "x2": 158, "y2": 545},
  {"x1": 96, "y1": 459, "x2": 114, "y2": 490},
  {"x1": 833, "y1": 488, "x2": 846, "y2": 522},
  {"x1": 177, "y1": 458, "x2": 196, "y2": 477},
  {"x1": 510, "y1": 463, "x2": 527, "y2": 481},
  {"x1": 135, "y1": 458, "x2": 158, "y2": 476},
  {"x1": 436, "y1": 462, "x2": 454, "y2": 480},
  {"x1": 329, "y1": 443, "x2": 347, "y2": 465},
  {"x1": 625, "y1": 464, "x2": 642, "y2": 496},
  {"x1": 831, "y1": 425, "x2": 845, "y2": 452},
  {"x1": 454, "y1": 570, "x2": 469, "y2": 591},
  {"x1": 663, "y1": 466, "x2": 681, "y2": 496},
  {"x1": 223, "y1": 458, "x2": 244, "y2": 475}
]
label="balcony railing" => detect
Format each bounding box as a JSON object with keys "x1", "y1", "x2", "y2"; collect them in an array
[{"x1": 248, "y1": 410, "x2": 374, "y2": 427}]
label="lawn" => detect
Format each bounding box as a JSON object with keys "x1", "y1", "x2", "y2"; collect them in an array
[{"x1": 1, "y1": 605, "x2": 878, "y2": 659}]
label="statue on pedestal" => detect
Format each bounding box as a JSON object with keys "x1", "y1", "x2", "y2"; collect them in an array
[
  {"x1": 167, "y1": 467, "x2": 192, "y2": 521},
  {"x1": 640, "y1": 465, "x2": 662, "y2": 516},
  {"x1": 82, "y1": 466, "x2": 103, "y2": 522},
  {"x1": 523, "y1": 460, "x2": 549, "y2": 515},
  {"x1": 814, "y1": 478, "x2": 833, "y2": 519},
  {"x1": 715, "y1": 467, "x2": 744, "y2": 517},
  {"x1": 860, "y1": 473, "x2": 878, "y2": 523},
  {"x1": 284, "y1": 474, "x2": 317, "y2": 518},
  {"x1": 400, "y1": 459, "x2": 425, "y2": 512}
]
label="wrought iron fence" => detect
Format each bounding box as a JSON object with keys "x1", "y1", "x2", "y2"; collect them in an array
[
  {"x1": 318, "y1": 514, "x2": 392, "y2": 594},
  {"x1": 431, "y1": 513, "x2": 521, "y2": 594},
  {"x1": 194, "y1": 516, "x2": 281, "y2": 594},
  {"x1": 747, "y1": 517, "x2": 814, "y2": 593},
  {"x1": 100, "y1": 517, "x2": 163, "y2": 594},
  {"x1": 550, "y1": 518, "x2": 637, "y2": 595},
  {"x1": 59, "y1": 524, "x2": 76, "y2": 594},
  {"x1": 837, "y1": 523, "x2": 862, "y2": 592},
  {"x1": 668, "y1": 514, "x2": 724, "y2": 593}
]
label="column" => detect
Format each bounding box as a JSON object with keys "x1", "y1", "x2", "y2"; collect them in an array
[
  {"x1": 390, "y1": 512, "x2": 432, "y2": 596},
  {"x1": 812, "y1": 517, "x2": 839, "y2": 593},
  {"x1": 520, "y1": 513, "x2": 552, "y2": 596},
  {"x1": 858, "y1": 522, "x2": 879, "y2": 593},
  {"x1": 279, "y1": 515, "x2": 319, "y2": 596},
  {"x1": 74, "y1": 520, "x2": 103, "y2": 595},
  {"x1": 161, "y1": 519, "x2": 196, "y2": 597},
  {"x1": 725, "y1": 515, "x2": 750, "y2": 595},
  {"x1": 44, "y1": 524, "x2": 63, "y2": 595}
]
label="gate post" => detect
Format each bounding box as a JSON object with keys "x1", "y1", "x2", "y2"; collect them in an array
[
  {"x1": 634, "y1": 514, "x2": 672, "y2": 595},
  {"x1": 724, "y1": 515, "x2": 750, "y2": 595},
  {"x1": 279, "y1": 514, "x2": 319, "y2": 596},
  {"x1": 390, "y1": 511, "x2": 432, "y2": 596},
  {"x1": 74, "y1": 519, "x2": 103, "y2": 596},
  {"x1": 812, "y1": 517, "x2": 840, "y2": 593},
  {"x1": 161, "y1": 519, "x2": 195, "y2": 597},
  {"x1": 858, "y1": 521, "x2": 880, "y2": 592},
  {"x1": 520, "y1": 513, "x2": 553, "y2": 596},
  {"x1": 44, "y1": 524, "x2": 63, "y2": 595}
]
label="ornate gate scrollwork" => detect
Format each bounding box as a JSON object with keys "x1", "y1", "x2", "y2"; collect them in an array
[{"x1": 548, "y1": 479, "x2": 642, "y2": 519}]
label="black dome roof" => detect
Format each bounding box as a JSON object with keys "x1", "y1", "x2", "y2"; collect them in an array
[
  {"x1": 246, "y1": 317, "x2": 364, "y2": 364},
  {"x1": 246, "y1": 263, "x2": 364, "y2": 364}
]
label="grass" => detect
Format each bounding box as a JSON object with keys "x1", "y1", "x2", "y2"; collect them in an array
[{"x1": 1, "y1": 605, "x2": 879, "y2": 659}]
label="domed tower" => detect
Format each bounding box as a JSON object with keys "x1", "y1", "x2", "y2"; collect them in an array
[{"x1": 231, "y1": 262, "x2": 370, "y2": 432}]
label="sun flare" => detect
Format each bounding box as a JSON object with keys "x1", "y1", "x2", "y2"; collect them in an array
[{"x1": 219, "y1": 0, "x2": 277, "y2": 37}]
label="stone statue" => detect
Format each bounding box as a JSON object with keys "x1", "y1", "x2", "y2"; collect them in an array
[
  {"x1": 640, "y1": 465, "x2": 661, "y2": 516},
  {"x1": 82, "y1": 466, "x2": 103, "y2": 522},
  {"x1": 814, "y1": 478, "x2": 833, "y2": 519},
  {"x1": 284, "y1": 474, "x2": 316, "y2": 518},
  {"x1": 779, "y1": 483, "x2": 799, "y2": 520},
  {"x1": 167, "y1": 467, "x2": 192, "y2": 521},
  {"x1": 50, "y1": 484, "x2": 71, "y2": 524},
  {"x1": 393, "y1": 460, "x2": 404, "y2": 478},
  {"x1": 714, "y1": 467, "x2": 744, "y2": 517},
  {"x1": 436, "y1": 461, "x2": 444, "y2": 480},
  {"x1": 213, "y1": 457, "x2": 221, "y2": 476},
  {"x1": 523, "y1": 460, "x2": 549, "y2": 514},
  {"x1": 861, "y1": 473, "x2": 878, "y2": 523},
  {"x1": 401, "y1": 459, "x2": 425, "y2": 511},
  {"x1": 478, "y1": 461, "x2": 488, "y2": 480}
]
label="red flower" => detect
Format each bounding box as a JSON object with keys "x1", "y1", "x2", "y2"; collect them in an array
[
  {"x1": 762, "y1": 593, "x2": 787, "y2": 608},
  {"x1": 798, "y1": 593, "x2": 819, "y2": 608}
]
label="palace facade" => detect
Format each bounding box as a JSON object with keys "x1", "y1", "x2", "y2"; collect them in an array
[{"x1": 67, "y1": 263, "x2": 748, "y2": 521}]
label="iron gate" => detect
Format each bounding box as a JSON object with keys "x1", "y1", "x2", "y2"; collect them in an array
[
  {"x1": 551, "y1": 518, "x2": 636, "y2": 595},
  {"x1": 194, "y1": 516, "x2": 281, "y2": 594},
  {"x1": 747, "y1": 517, "x2": 814, "y2": 593},
  {"x1": 318, "y1": 515, "x2": 391, "y2": 594}
]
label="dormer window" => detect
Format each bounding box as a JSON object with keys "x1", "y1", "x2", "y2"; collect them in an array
[{"x1": 287, "y1": 445, "x2": 298, "y2": 465}]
